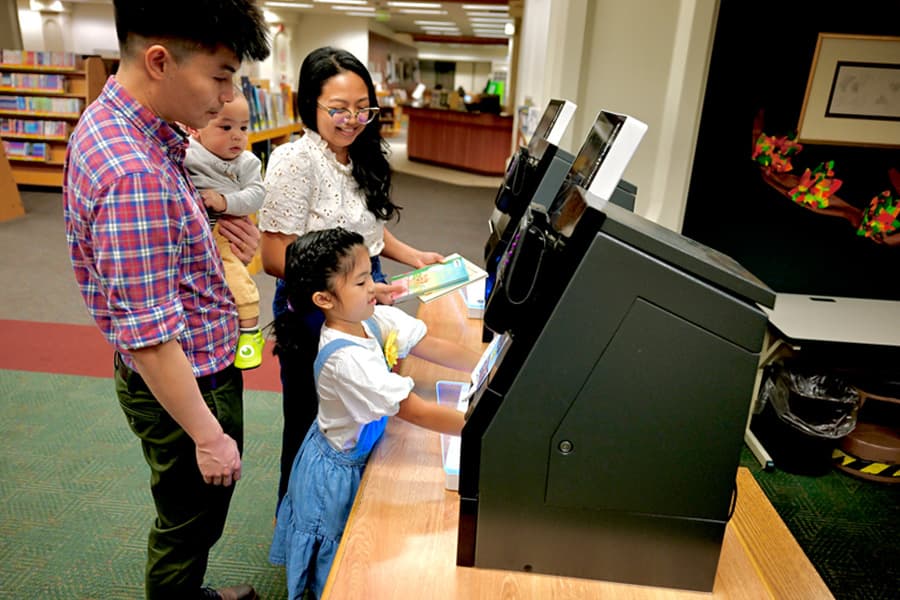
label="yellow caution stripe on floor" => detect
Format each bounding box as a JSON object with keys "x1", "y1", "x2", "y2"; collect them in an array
[{"x1": 832, "y1": 449, "x2": 900, "y2": 478}]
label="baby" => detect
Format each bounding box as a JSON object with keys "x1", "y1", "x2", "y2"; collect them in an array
[{"x1": 185, "y1": 92, "x2": 266, "y2": 369}]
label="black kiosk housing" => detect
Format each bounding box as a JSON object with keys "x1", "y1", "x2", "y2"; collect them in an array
[
  {"x1": 483, "y1": 106, "x2": 637, "y2": 341},
  {"x1": 457, "y1": 182, "x2": 775, "y2": 591},
  {"x1": 484, "y1": 132, "x2": 575, "y2": 303}
]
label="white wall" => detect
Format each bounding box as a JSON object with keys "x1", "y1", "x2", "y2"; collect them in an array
[
  {"x1": 16, "y1": 0, "x2": 47, "y2": 50},
  {"x1": 516, "y1": 0, "x2": 589, "y2": 154},
  {"x1": 516, "y1": 0, "x2": 719, "y2": 232},
  {"x1": 69, "y1": 2, "x2": 117, "y2": 56},
  {"x1": 17, "y1": 0, "x2": 116, "y2": 55},
  {"x1": 282, "y1": 13, "x2": 369, "y2": 88}
]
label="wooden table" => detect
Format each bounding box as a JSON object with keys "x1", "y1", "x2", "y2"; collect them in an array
[{"x1": 323, "y1": 293, "x2": 833, "y2": 599}]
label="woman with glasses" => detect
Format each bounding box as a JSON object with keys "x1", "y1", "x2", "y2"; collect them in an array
[{"x1": 259, "y1": 46, "x2": 445, "y2": 511}]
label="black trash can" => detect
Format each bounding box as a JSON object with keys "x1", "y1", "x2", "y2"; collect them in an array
[{"x1": 751, "y1": 363, "x2": 861, "y2": 475}]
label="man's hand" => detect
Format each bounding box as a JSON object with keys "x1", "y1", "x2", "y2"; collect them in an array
[
  {"x1": 200, "y1": 189, "x2": 227, "y2": 213},
  {"x1": 217, "y1": 215, "x2": 260, "y2": 265},
  {"x1": 195, "y1": 431, "x2": 243, "y2": 486}
]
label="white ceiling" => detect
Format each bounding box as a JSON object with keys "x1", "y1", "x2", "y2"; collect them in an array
[
  {"x1": 262, "y1": 0, "x2": 514, "y2": 45},
  {"x1": 37, "y1": 0, "x2": 515, "y2": 54}
]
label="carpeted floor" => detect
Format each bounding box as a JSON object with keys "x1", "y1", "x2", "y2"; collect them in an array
[
  {"x1": 0, "y1": 369, "x2": 287, "y2": 599},
  {"x1": 2, "y1": 170, "x2": 899, "y2": 599},
  {"x1": 739, "y1": 449, "x2": 900, "y2": 599}
]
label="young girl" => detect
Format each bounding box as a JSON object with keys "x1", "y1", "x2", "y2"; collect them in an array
[{"x1": 269, "y1": 227, "x2": 481, "y2": 600}]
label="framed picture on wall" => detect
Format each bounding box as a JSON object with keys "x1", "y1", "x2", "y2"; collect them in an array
[{"x1": 797, "y1": 33, "x2": 900, "y2": 147}]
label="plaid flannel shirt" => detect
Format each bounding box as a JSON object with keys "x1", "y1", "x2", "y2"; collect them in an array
[{"x1": 63, "y1": 77, "x2": 238, "y2": 376}]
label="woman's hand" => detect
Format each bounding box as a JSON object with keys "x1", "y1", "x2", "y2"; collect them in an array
[
  {"x1": 382, "y1": 228, "x2": 444, "y2": 269},
  {"x1": 410, "y1": 250, "x2": 445, "y2": 269},
  {"x1": 216, "y1": 215, "x2": 260, "y2": 265}
]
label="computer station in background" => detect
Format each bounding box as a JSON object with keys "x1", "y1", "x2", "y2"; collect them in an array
[{"x1": 456, "y1": 110, "x2": 776, "y2": 593}]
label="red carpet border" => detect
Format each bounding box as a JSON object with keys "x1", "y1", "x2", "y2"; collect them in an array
[{"x1": 0, "y1": 319, "x2": 281, "y2": 392}]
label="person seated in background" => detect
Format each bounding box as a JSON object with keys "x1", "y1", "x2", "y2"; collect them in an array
[{"x1": 185, "y1": 91, "x2": 266, "y2": 370}]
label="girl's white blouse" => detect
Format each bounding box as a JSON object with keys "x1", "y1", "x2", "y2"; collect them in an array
[{"x1": 316, "y1": 306, "x2": 427, "y2": 451}]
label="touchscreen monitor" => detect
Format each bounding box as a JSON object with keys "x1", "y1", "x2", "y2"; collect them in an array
[{"x1": 527, "y1": 99, "x2": 576, "y2": 156}]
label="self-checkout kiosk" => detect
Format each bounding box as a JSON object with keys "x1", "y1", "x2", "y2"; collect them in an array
[
  {"x1": 483, "y1": 101, "x2": 636, "y2": 339},
  {"x1": 484, "y1": 99, "x2": 577, "y2": 303},
  {"x1": 456, "y1": 110, "x2": 776, "y2": 592}
]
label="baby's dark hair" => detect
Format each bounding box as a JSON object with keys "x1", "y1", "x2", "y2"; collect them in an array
[
  {"x1": 273, "y1": 228, "x2": 365, "y2": 355},
  {"x1": 113, "y1": 0, "x2": 270, "y2": 63}
]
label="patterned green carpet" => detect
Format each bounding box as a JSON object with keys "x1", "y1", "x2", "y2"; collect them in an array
[
  {"x1": 2, "y1": 368, "x2": 898, "y2": 599},
  {"x1": 739, "y1": 447, "x2": 900, "y2": 600},
  {"x1": 0, "y1": 370, "x2": 287, "y2": 599}
]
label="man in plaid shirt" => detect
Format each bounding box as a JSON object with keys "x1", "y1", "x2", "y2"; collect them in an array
[{"x1": 63, "y1": 2, "x2": 269, "y2": 598}]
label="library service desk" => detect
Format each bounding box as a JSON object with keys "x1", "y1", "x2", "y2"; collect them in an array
[{"x1": 322, "y1": 293, "x2": 833, "y2": 600}]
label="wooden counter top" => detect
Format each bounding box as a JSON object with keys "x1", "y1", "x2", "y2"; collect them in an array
[
  {"x1": 405, "y1": 106, "x2": 513, "y2": 176},
  {"x1": 323, "y1": 293, "x2": 833, "y2": 599}
]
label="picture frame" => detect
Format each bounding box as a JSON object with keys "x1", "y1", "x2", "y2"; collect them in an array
[{"x1": 797, "y1": 33, "x2": 900, "y2": 148}]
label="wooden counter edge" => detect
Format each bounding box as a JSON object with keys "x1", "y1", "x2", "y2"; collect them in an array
[{"x1": 732, "y1": 467, "x2": 833, "y2": 599}]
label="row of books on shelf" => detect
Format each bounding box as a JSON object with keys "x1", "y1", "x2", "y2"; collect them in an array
[
  {"x1": 2, "y1": 139, "x2": 50, "y2": 161},
  {"x1": 0, "y1": 95, "x2": 83, "y2": 115},
  {"x1": 0, "y1": 49, "x2": 79, "y2": 69},
  {"x1": 1, "y1": 117, "x2": 69, "y2": 138},
  {"x1": 0, "y1": 72, "x2": 68, "y2": 93},
  {"x1": 240, "y1": 76, "x2": 296, "y2": 132}
]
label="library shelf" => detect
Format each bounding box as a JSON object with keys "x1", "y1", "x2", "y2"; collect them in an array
[
  {"x1": 0, "y1": 54, "x2": 106, "y2": 187},
  {"x1": 247, "y1": 122, "x2": 303, "y2": 147}
]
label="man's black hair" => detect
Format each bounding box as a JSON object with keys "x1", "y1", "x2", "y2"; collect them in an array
[{"x1": 113, "y1": 0, "x2": 270, "y2": 63}]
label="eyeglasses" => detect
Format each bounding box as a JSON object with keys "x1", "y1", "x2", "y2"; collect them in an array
[{"x1": 317, "y1": 103, "x2": 380, "y2": 126}]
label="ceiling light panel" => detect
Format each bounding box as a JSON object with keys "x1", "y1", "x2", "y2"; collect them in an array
[
  {"x1": 469, "y1": 17, "x2": 512, "y2": 23},
  {"x1": 462, "y1": 3, "x2": 508, "y2": 11},
  {"x1": 466, "y1": 12, "x2": 509, "y2": 19},
  {"x1": 396, "y1": 8, "x2": 447, "y2": 14},
  {"x1": 386, "y1": 1, "x2": 443, "y2": 8}
]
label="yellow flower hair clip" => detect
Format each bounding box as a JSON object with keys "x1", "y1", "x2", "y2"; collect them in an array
[{"x1": 383, "y1": 329, "x2": 399, "y2": 370}]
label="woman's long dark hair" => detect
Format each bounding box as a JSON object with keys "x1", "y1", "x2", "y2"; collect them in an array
[
  {"x1": 297, "y1": 46, "x2": 400, "y2": 222},
  {"x1": 273, "y1": 227, "x2": 365, "y2": 355}
]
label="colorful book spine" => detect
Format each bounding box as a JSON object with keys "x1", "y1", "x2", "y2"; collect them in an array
[
  {"x1": 390, "y1": 257, "x2": 469, "y2": 302},
  {"x1": 2, "y1": 140, "x2": 50, "y2": 160},
  {"x1": 0, "y1": 49, "x2": 77, "y2": 68}
]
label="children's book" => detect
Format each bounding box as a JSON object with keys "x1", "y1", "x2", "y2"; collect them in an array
[
  {"x1": 390, "y1": 254, "x2": 488, "y2": 304},
  {"x1": 390, "y1": 255, "x2": 468, "y2": 303}
]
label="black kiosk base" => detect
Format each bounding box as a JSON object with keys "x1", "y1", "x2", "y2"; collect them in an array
[{"x1": 458, "y1": 192, "x2": 775, "y2": 592}]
